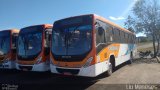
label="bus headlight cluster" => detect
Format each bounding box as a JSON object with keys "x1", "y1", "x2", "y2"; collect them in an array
[
  {"x1": 3, "y1": 58, "x2": 9, "y2": 63},
  {"x1": 35, "y1": 56, "x2": 42, "y2": 64},
  {"x1": 83, "y1": 57, "x2": 93, "y2": 68}
]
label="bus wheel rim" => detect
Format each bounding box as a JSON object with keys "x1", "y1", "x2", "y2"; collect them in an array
[{"x1": 108, "y1": 63, "x2": 112, "y2": 74}]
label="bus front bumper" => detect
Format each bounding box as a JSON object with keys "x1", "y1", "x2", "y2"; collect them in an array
[
  {"x1": 50, "y1": 61, "x2": 109, "y2": 77},
  {"x1": 0, "y1": 60, "x2": 16, "y2": 69},
  {"x1": 16, "y1": 62, "x2": 50, "y2": 72}
]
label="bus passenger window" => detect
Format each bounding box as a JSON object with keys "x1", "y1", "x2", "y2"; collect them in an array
[
  {"x1": 95, "y1": 23, "x2": 105, "y2": 46},
  {"x1": 104, "y1": 25, "x2": 112, "y2": 43}
]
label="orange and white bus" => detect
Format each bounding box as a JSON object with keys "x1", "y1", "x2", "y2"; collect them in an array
[
  {"x1": 50, "y1": 14, "x2": 136, "y2": 77},
  {"x1": 0, "y1": 29, "x2": 19, "y2": 69},
  {"x1": 16, "y1": 24, "x2": 52, "y2": 71}
]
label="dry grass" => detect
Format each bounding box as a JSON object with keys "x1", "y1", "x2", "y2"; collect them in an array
[
  {"x1": 137, "y1": 47, "x2": 154, "y2": 52},
  {"x1": 137, "y1": 41, "x2": 152, "y2": 46},
  {"x1": 137, "y1": 41, "x2": 156, "y2": 52}
]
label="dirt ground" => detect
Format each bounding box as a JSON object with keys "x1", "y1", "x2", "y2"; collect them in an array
[
  {"x1": 0, "y1": 58, "x2": 160, "y2": 90},
  {"x1": 0, "y1": 42, "x2": 160, "y2": 90}
]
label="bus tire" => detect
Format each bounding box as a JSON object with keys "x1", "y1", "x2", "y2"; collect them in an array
[
  {"x1": 106, "y1": 55, "x2": 115, "y2": 76},
  {"x1": 128, "y1": 52, "x2": 133, "y2": 64}
]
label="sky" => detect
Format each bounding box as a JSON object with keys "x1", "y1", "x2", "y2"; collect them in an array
[{"x1": 0, "y1": 0, "x2": 144, "y2": 36}]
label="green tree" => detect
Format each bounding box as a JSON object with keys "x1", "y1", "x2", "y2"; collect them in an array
[
  {"x1": 125, "y1": 0, "x2": 160, "y2": 57},
  {"x1": 124, "y1": 15, "x2": 135, "y2": 33}
]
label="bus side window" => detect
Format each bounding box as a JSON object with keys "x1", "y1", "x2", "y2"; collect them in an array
[
  {"x1": 118, "y1": 29, "x2": 121, "y2": 43},
  {"x1": 126, "y1": 33, "x2": 128, "y2": 43},
  {"x1": 130, "y1": 34, "x2": 132, "y2": 43},
  {"x1": 111, "y1": 28, "x2": 114, "y2": 42},
  {"x1": 112, "y1": 27, "x2": 115, "y2": 42},
  {"x1": 122, "y1": 31, "x2": 124, "y2": 43},
  {"x1": 104, "y1": 24, "x2": 112, "y2": 43},
  {"x1": 114, "y1": 28, "x2": 119, "y2": 43},
  {"x1": 95, "y1": 20, "x2": 105, "y2": 46},
  {"x1": 119, "y1": 31, "x2": 122, "y2": 43}
]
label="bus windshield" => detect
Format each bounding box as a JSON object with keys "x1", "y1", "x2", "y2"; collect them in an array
[
  {"x1": 0, "y1": 31, "x2": 10, "y2": 55},
  {"x1": 18, "y1": 26, "x2": 43, "y2": 60},
  {"x1": 52, "y1": 15, "x2": 92, "y2": 56}
]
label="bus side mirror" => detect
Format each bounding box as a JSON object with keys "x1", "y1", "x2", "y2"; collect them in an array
[{"x1": 98, "y1": 27, "x2": 104, "y2": 36}]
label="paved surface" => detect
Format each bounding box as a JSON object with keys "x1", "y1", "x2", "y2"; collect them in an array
[
  {"x1": 0, "y1": 43, "x2": 160, "y2": 90},
  {"x1": 0, "y1": 61, "x2": 160, "y2": 90},
  {"x1": 95, "y1": 63, "x2": 160, "y2": 84}
]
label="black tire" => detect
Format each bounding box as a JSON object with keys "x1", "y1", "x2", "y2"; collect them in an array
[
  {"x1": 128, "y1": 53, "x2": 133, "y2": 64},
  {"x1": 106, "y1": 56, "x2": 115, "y2": 76}
]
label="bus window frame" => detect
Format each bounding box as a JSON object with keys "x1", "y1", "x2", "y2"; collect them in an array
[{"x1": 95, "y1": 19, "x2": 106, "y2": 46}]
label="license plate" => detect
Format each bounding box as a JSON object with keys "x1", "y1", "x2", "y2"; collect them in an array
[
  {"x1": 63, "y1": 72, "x2": 72, "y2": 75},
  {"x1": 23, "y1": 68, "x2": 28, "y2": 71}
]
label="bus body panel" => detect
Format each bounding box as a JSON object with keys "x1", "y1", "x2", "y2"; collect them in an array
[
  {"x1": 50, "y1": 60, "x2": 109, "y2": 77},
  {"x1": 115, "y1": 44, "x2": 136, "y2": 66},
  {"x1": 50, "y1": 44, "x2": 136, "y2": 77}
]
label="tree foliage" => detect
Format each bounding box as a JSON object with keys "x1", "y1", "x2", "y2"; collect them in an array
[
  {"x1": 124, "y1": 15, "x2": 135, "y2": 33},
  {"x1": 125, "y1": 0, "x2": 160, "y2": 57}
]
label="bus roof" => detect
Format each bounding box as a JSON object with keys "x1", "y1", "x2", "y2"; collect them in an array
[
  {"x1": 43, "y1": 24, "x2": 53, "y2": 28},
  {"x1": 55, "y1": 14, "x2": 135, "y2": 35},
  {"x1": 93, "y1": 14, "x2": 135, "y2": 35},
  {"x1": 0, "y1": 29, "x2": 19, "y2": 34},
  {"x1": 21, "y1": 24, "x2": 53, "y2": 30},
  {"x1": 11, "y1": 29, "x2": 20, "y2": 33}
]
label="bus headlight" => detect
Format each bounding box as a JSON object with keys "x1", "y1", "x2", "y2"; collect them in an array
[
  {"x1": 83, "y1": 57, "x2": 93, "y2": 68},
  {"x1": 4, "y1": 58, "x2": 9, "y2": 63},
  {"x1": 35, "y1": 56, "x2": 42, "y2": 64}
]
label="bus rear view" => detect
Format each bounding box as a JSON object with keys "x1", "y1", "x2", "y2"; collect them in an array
[
  {"x1": 0, "y1": 29, "x2": 19, "y2": 69},
  {"x1": 16, "y1": 24, "x2": 52, "y2": 71}
]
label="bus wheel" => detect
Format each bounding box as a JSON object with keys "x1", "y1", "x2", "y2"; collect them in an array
[
  {"x1": 128, "y1": 52, "x2": 133, "y2": 64},
  {"x1": 106, "y1": 62, "x2": 113, "y2": 76}
]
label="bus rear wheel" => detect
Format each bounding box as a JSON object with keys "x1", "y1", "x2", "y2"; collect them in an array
[
  {"x1": 106, "y1": 56, "x2": 115, "y2": 76},
  {"x1": 128, "y1": 52, "x2": 133, "y2": 64}
]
